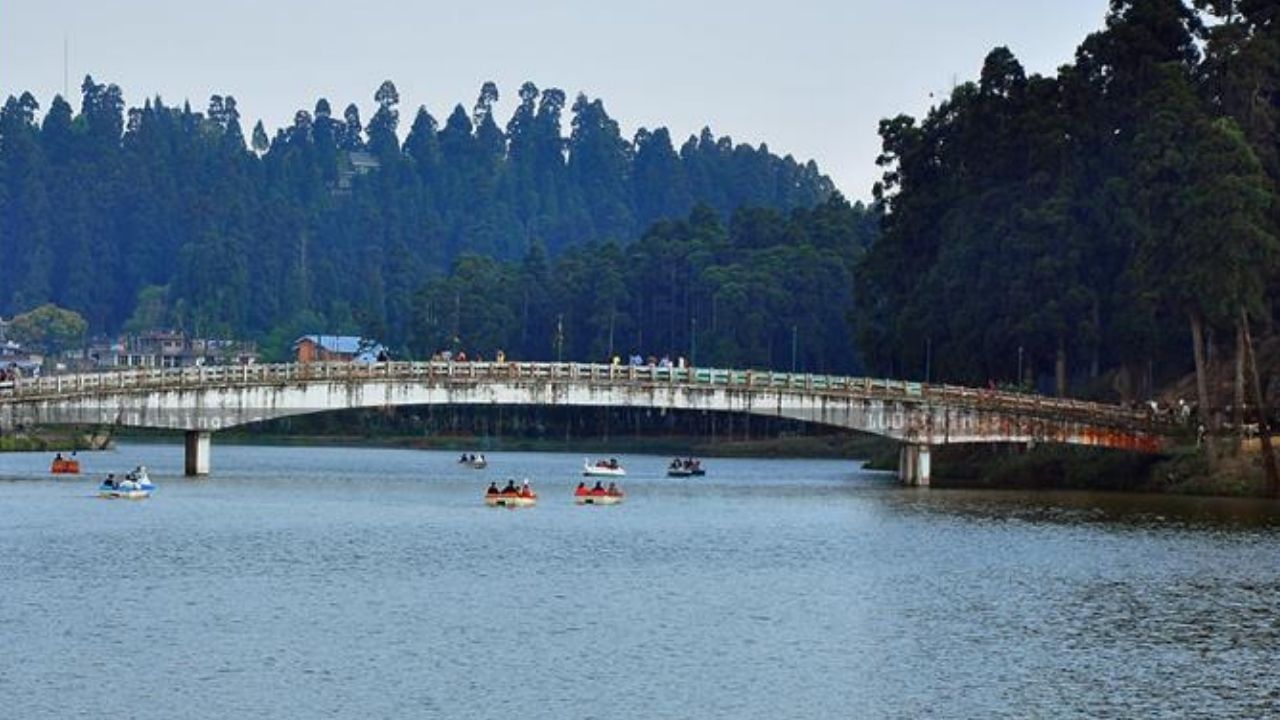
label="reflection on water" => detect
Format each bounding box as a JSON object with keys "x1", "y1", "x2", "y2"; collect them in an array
[{"x1": 0, "y1": 443, "x2": 1277, "y2": 719}]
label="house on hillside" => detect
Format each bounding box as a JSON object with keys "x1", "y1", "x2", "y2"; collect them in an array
[
  {"x1": 334, "y1": 151, "x2": 381, "y2": 193},
  {"x1": 1, "y1": 339, "x2": 42, "y2": 376},
  {"x1": 293, "y1": 335, "x2": 387, "y2": 364},
  {"x1": 72, "y1": 331, "x2": 259, "y2": 369}
]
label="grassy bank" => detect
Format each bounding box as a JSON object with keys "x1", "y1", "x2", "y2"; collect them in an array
[{"x1": 0, "y1": 428, "x2": 111, "y2": 453}]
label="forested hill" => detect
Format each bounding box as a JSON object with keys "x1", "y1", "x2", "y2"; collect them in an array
[
  {"x1": 855, "y1": 0, "x2": 1280, "y2": 405},
  {"x1": 0, "y1": 78, "x2": 836, "y2": 348}
]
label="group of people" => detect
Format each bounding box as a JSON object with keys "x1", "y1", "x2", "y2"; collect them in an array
[
  {"x1": 611, "y1": 354, "x2": 687, "y2": 369},
  {"x1": 668, "y1": 457, "x2": 702, "y2": 472},
  {"x1": 487, "y1": 478, "x2": 535, "y2": 497},
  {"x1": 576, "y1": 481, "x2": 623, "y2": 497},
  {"x1": 0, "y1": 363, "x2": 24, "y2": 383},
  {"x1": 592, "y1": 458, "x2": 621, "y2": 470},
  {"x1": 101, "y1": 466, "x2": 148, "y2": 489},
  {"x1": 431, "y1": 349, "x2": 507, "y2": 364},
  {"x1": 459, "y1": 453, "x2": 486, "y2": 464}
]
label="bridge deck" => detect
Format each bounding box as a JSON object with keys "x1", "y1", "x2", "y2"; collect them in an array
[{"x1": 0, "y1": 361, "x2": 1167, "y2": 433}]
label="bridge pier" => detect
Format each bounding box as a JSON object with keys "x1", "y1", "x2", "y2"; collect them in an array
[
  {"x1": 184, "y1": 430, "x2": 211, "y2": 476},
  {"x1": 898, "y1": 443, "x2": 932, "y2": 487}
]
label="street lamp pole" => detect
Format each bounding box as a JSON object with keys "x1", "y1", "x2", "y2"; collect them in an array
[
  {"x1": 925, "y1": 337, "x2": 931, "y2": 384},
  {"x1": 791, "y1": 325, "x2": 798, "y2": 373},
  {"x1": 556, "y1": 313, "x2": 564, "y2": 362},
  {"x1": 1017, "y1": 345, "x2": 1024, "y2": 388},
  {"x1": 691, "y1": 317, "x2": 698, "y2": 366}
]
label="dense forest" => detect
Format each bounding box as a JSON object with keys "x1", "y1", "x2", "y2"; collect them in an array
[
  {"x1": 408, "y1": 197, "x2": 875, "y2": 372},
  {"x1": 0, "y1": 77, "x2": 841, "y2": 361},
  {"x1": 855, "y1": 0, "x2": 1280, "y2": 414}
]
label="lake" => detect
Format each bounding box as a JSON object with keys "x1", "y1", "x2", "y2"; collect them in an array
[{"x1": 2, "y1": 442, "x2": 1278, "y2": 718}]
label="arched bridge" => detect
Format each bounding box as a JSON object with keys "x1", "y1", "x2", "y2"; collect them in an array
[{"x1": 0, "y1": 361, "x2": 1172, "y2": 483}]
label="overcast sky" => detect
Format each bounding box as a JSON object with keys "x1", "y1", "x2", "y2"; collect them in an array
[{"x1": 3, "y1": 0, "x2": 1111, "y2": 198}]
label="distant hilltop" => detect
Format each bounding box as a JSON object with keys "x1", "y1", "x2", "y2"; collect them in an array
[{"x1": 0, "y1": 76, "x2": 858, "y2": 371}]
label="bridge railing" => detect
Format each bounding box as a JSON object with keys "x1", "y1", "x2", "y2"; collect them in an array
[{"x1": 0, "y1": 360, "x2": 1160, "y2": 429}]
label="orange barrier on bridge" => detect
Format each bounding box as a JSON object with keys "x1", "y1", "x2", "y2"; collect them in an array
[{"x1": 1078, "y1": 428, "x2": 1164, "y2": 454}]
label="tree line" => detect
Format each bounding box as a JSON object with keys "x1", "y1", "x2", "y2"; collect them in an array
[
  {"x1": 408, "y1": 197, "x2": 876, "y2": 373},
  {"x1": 0, "y1": 77, "x2": 836, "y2": 357},
  {"x1": 854, "y1": 0, "x2": 1279, "y2": 426}
]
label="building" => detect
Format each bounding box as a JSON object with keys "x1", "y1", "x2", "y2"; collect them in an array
[
  {"x1": 1, "y1": 339, "x2": 42, "y2": 376},
  {"x1": 78, "y1": 331, "x2": 258, "y2": 369},
  {"x1": 334, "y1": 151, "x2": 382, "y2": 193},
  {"x1": 294, "y1": 335, "x2": 387, "y2": 363}
]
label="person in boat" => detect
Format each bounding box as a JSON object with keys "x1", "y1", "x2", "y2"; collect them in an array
[
  {"x1": 670, "y1": 458, "x2": 681, "y2": 470},
  {"x1": 55, "y1": 452, "x2": 63, "y2": 462},
  {"x1": 103, "y1": 474, "x2": 116, "y2": 489},
  {"x1": 575, "y1": 482, "x2": 589, "y2": 496},
  {"x1": 486, "y1": 482, "x2": 499, "y2": 495},
  {"x1": 502, "y1": 479, "x2": 518, "y2": 494},
  {"x1": 477, "y1": 454, "x2": 486, "y2": 464},
  {"x1": 460, "y1": 453, "x2": 469, "y2": 463},
  {"x1": 607, "y1": 482, "x2": 620, "y2": 496},
  {"x1": 591, "y1": 480, "x2": 605, "y2": 495},
  {"x1": 608, "y1": 458, "x2": 619, "y2": 469},
  {"x1": 519, "y1": 479, "x2": 533, "y2": 498}
]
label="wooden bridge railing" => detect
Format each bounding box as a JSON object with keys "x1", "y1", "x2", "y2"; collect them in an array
[{"x1": 0, "y1": 361, "x2": 1163, "y2": 430}]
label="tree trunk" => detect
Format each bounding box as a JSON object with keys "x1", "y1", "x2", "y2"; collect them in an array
[
  {"x1": 1240, "y1": 308, "x2": 1279, "y2": 497},
  {"x1": 1090, "y1": 298, "x2": 1101, "y2": 379},
  {"x1": 1055, "y1": 336, "x2": 1067, "y2": 398},
  {"x1": 1189, "y1": 311, "x2": 1216, "y2": 460}
]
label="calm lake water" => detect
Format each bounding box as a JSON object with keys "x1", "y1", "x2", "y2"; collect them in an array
[{"x1": 2, "y1": 442, "x2": 1278, "y2": 718}]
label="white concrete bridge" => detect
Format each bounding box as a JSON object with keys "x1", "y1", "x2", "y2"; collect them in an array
[{"x1": 0, "y1": 361, "x2": 1171, "y2": 483}]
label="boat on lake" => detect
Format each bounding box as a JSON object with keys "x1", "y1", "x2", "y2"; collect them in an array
[
  {"x1": 583, "y1": 458, "x2": 626, "y2": 477},
  {"x1": 98, "y1": 466, "x2": 154, "y2": 499},
  {"x1": 574, "y1": 482, "x2": 625, "y2": 505},
  {"x1": 458, "y1": 453, "x2": 488, "y2": 469},
  {"x1": 50, "y1": 455, "x2": 80, "y2": 474},
  {"x1": 484, "y1": 479, "x2": 536, "y2": 507},
  {"x1": 666, "y1": 458, "x2": 706, "y2": 477}
]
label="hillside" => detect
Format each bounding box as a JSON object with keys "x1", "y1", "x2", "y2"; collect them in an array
[{"x1": 0, "y1": 78, "x2": 836, "y2": 353}]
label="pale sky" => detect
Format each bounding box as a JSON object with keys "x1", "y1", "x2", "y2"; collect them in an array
[{"x1": 2, "y1": 0, "x2": 1111, "y2": 198}]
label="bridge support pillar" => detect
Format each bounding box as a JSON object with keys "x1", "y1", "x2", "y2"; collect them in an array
[
  {"x1": 184, "y1": 430, "x2": 211, "y2": 476},
  {"x1": 898, "y1": 444, "x2": 931, "y2": 487}
]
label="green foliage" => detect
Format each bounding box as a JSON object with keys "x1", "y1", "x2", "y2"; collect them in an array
[
  {"x1": 8, "y1": 303, "x2": 88, "y2": 354},
  {"x1": 406, "y1": 198, "x2": 877, "y2": 373},
  {"x1": 0, "y1": 78, "x2": 835, "y2": 359},
  {"x1": 855, "y1": 1, "x2": 1280, "y2": 395}
]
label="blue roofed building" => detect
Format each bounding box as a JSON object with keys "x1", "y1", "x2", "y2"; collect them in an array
[{"x1": 293, "y1": 335, "x2": 387, "y2": 364}]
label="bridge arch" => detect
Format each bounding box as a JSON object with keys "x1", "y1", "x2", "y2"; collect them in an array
[{"x1": 1, "y1": 361, "x2": 1170, "y2": 479}]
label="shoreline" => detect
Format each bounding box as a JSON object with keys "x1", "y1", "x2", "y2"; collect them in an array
[{"x1": 8, "y1": 427, "x2": 1274, "y2": 498}]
